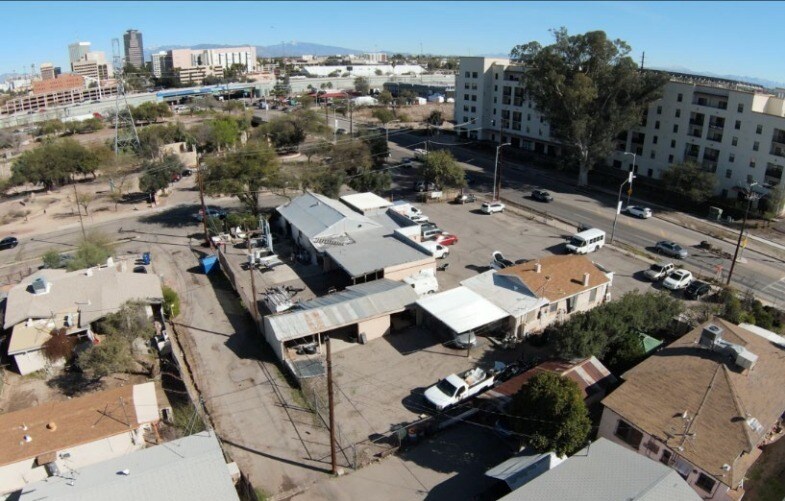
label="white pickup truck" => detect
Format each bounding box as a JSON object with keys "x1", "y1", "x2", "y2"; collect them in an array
[{"x1": 424, "y1": 363, "x2": 505, "y2": 411}]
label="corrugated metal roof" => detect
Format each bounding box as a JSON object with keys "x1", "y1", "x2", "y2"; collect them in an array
[
  {"x1": 416, "y1": 286, "x2": 509, "y2": 334},
  {"x1": 267, "y1": 279, "x2": 418, "y2": 342},
  {"x1": 501, "y1": 438, "x2": 700, "y2": 501},
  {"x1": 17, "y1": 431, "x2": 239, "y2": 501},
  {"x1": 325, "y1": 229, "x2": 434, "y2": 278},
  {"x1": 276, "y1": 191, "x2": 380, "y2": 240}
]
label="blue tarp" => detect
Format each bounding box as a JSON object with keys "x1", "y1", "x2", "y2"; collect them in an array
[{"x1": 200, "y1": 255, "x2": 219, "y2": 274}]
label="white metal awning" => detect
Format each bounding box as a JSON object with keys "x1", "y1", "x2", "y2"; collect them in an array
[{"x1": 416, "y1": 286, "x2": 509, "y2": 334}]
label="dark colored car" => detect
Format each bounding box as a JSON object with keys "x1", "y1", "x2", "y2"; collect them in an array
[
  {"x1": 531, "y1": 189, "x2": 554, "y2": 202},
  {"x1": 133, "y1": 265, "x2": 148, "y2": 274},
  {"x1": 684, "y1": 280, "x2": 712, "y2": 300},
  {"x1": 0, "y1": 236, "x2": 19, "y2": 250},
  {"x1": 454, "y1": 193, "x2": 476, "y2": 204}
]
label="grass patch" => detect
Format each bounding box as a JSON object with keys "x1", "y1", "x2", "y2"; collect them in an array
[
  {"x1": 254, "y1": 487, "x2": 271, "y2": 501},
  {"x1": 23, "y1": 369, "x2": 48, "y2": 380},
  {"x1": 170, "y1": 400, "x2": 206, "y2": 436}
]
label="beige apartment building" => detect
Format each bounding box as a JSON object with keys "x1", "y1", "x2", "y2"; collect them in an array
[
  {"x1": 164, "y1": 46, "x2": 257, "y2": 85},
  {"x1": 454, "y1": 57, "x2": 785, "y2": 215}
]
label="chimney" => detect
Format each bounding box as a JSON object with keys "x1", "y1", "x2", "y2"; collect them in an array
[
  {"x1": 535, "y1": 263, "x2": 542, "y2": 273},
  {"x1": 582, "y1": 273, "x2": 590, "y2": 286}
]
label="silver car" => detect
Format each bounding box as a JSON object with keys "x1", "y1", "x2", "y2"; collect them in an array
[{"x1": 655, "y1": 240, "x2": 688, "y2": 259}]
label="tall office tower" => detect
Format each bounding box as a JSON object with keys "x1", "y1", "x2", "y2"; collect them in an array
[
  {"x1": 40, "y1": 63, "x2": 55, "y2": 80},
  {"x1": 68, "y1": 41, "x2": 91, "y2": 66},
  {"x1": 123, "y1": 29, "x2": 144, "y2": 69}
]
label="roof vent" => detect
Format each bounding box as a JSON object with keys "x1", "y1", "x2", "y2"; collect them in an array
[
  {"x1": 699, "y1": 324, "x2": 723, "y2": 349},
  {"x1": 582, "y1": 273, "x2": 590, "y2": 286},
  {"x1": 31, "y1": 277, "x2": 50, "y2": 295},
  {"x1": 535, "y1": 263, "x2": 542, "y2": 273},
  {"x1": 23, "y1": 435, "x2": 32, "y2": 443},
  {"x1": 46, "y1": 422, "x2": 57, "y2": 431}
]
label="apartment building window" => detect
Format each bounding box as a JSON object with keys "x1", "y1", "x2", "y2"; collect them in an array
[
  {"x1": 725, "y1": 169, "x2": 733, "y2": 179},
  {"x1": 650, "y1": 151, "x2": 655, "y2": 159},
  {"x1": 747, "y1": 174, "x2": 755, "y2": 184},
  {"x1": 677, "y1": 93, "x2": 683, "y2": 102},
  {"x1": 737, "y1": 103, "x2": 744, "y2": 113},
  {"x1": 657, "y1": 105, "x2": 662, "y2": 115},
  {"x1": 756, "y1": 124, "x2": 763, "y2": 134},
  {"x1": 671, "y1": 140, "x2": 676, "y2": 148},
  {"x1": 464, "y1": 71, "x2": 470, "y2": 78},
  {"x1": 464, "y1": 83, "x2": 469, "y2": 89},
  {"x1": 675, "y1": 109, "x2": 681, "y2": 118},
  {"x1": 494, "y1": 97, "x2": 497, "y2": 104},
  {"x1": 653, "y1": 136, "x2": 658, "y2": 144},
  {"x1": 673, "y1": 124, "x2": 679, "y2": 133},
  {"x1": 471, "y1": 106, "x2": 477, "y2": 112},
  {"x1": 721, "y1": 189, "x2": 728, "y2": 198},
  {"x1": 527, "y1": 114, "x2": 531, "y2": 121},
  {"x1": 647, "y1": 168, "x2": 653, "y2": 177},
  {"x1": 463, "y1": 105, "x2": 469, "y2": 112},
  {"x1": 615, "y1": 420, "x2": 643, "y2": 449},
  {"x1": 735, "y1": 120, "x2": 741, "y2": 130},
  {"x1": 494, "y1": 73, "x2": 498, "y2": 80},
  {"x1": 540, "y1": 116, "x2": 545, "y2": 123},
  {"x1": 464, "y1": 94, "x2": 470, "y2": 100},
  {"x1": 669, "y1": 154, "x2": 674, "y2": 163},
  {"x1": 472, "y1": 71, "x2": 478, "y2": 78},
  {"x1": 493, "y1": 108, "x2": 497, "y2": 115},
  {"x1": 732, "y1": 137, "x2": 738, "y2": 146},
  {"x1": 471, "y1": 83, "x2": 478, "y2": 90},
  {"x1": 729, "y1": 153, "x2": 735, "y2": 163},
  {"x1": 494, "y1": 85, "x2": 498, "y2": 91},
  {"x1": 695, "y1": 473, "x2": 717, "y2": 494},
  {"x1": 471, "y1": 95, "x2": 477, "y2": 102},
  {"x1": 655, "y1": 120, "x2": 660, "y2": 130},
  {"x1": 750, "y1": 160, "x2": 756, "y2": 168},
  {"x1": 753, "y1": 141, "x2": 759, "y2": 151}
]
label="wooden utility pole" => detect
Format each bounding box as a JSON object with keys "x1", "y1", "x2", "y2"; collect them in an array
[
  {"x1": 71, "y1": 176, "x2": 87, "y2": 241},
  {"x1": 196, "y1": 153, "x2": 212, "y2": 248},
  {"x1": 327, "y1": 337, "x2": 338, "y2": 474}
]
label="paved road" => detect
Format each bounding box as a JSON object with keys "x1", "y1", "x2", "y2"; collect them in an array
[{"x1": 388, "y1": 131, "x2": 785, "y2": 307}]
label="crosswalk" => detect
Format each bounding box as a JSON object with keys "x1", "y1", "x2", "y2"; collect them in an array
[{"x1": 762, "y1": 277, "x2": 785, "y2": 303}]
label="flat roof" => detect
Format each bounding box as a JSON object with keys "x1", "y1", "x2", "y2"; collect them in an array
[
  {"x1": 340, "y1": 192, "x2": 393, "y2": 212},
  {"x1": 266, "y1": 279, "x2": 418, "y2": 342},
  {"x1": 416, "y1": 286, "x2": 509, "y2": 334},
  {"x1": 17, "y1": 431, "x2": 239, "y2": 501},
  {"x1": 8, "y1": 312, "x2": 85, "y2": 355},
  {"x1": 0, "y1": 382, "x2": 160, "y2": 468},
  {"x1": 461, "y1": 270, "x2": 546, "y2": 317}
]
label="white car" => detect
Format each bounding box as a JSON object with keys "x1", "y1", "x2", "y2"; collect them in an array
[
  {"x1": 481, "y1": 201, "x2": 505, "y2": 214},
  {"x1": 626, "y1": 206, "x2": 653, "y2": 219},
  {"x1": 663, "y1": 269, "x2": 693, "y2": 290},
  {"x1": 409, "y1": 214, "x2": 430, "y2": 223}
]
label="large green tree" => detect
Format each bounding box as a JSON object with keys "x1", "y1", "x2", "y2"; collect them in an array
[
  {"x1": 131, "y1": 102, "x2": 172, "y2": 124},
  {"x1": 422, "y1": 150, "x2": 466, "y2": 189},
  {"x1": 511, "y1": 28, "x2": 668, "y2": 186},
  {"x1": 138, "y1": 154, "x2": 184, "y2": 200},
  {"x1": 661, "y1": 161, "x2": 717, "y2": 203},
  {"x1": 11, "y1": 139, "x2": 108, "y2": 190},
  {"x1": 354, "y1": 77, "x2": 370, "y2": 95},
  {"x1": 509, "y1": 372, "x2": 591, "y2": 456},
  {"x1": 202, "y1": 141, "x2": 280, "y2": 216}
]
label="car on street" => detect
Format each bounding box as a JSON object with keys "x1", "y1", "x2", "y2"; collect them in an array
[
  {"x1": 655, "y1": 240, "x2": 688, "y2": 259},
  {"x1": 481, "y1": 201, "x2": 505, "y2": 214},
  {"x1": 409, "y1": 214, "x2": 430, "y2": 224},
  {"x1": 684, "y1": 280, "x2": 712, "y2": 300},
  {"x1": 454, "y1": 193, "x2": 477, "y2": 204},
  {"x1": 626, "y1": 206, "x2": 653, "y2": 219},
  {"x1": 133, "y1": 265, "x2": 148, "y2": 274},
  {"x1": 644, "y1": 262, "x2": 675, "y2": 281},
  {"x1": 436, "y1": 233, "x2": 459, "y2": 245},
  {"x1": 414, "y1": 180, "x2": 437, "y2": 192},
  {"x1": 531, "y1": 189, "x2": 554, "y2": 202},
  {"x1": 0, "y1": 236, "x2": 19, "y2": 250},
  {"x1": 663, "y1": 269, "x2": 694, "y2": 290},
  {"x1": 193, "y1": 207, "x2": 227, "y2": 222}
]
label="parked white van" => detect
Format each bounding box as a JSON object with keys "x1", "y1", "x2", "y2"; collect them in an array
[
  {"x1": 420, "y1": 240, "x2": 450, "y2": 259},
  {"x1": 566, "y1": 228, "x2": 606, "y2": 254}
]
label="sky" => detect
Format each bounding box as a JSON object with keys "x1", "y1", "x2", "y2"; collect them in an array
[{"x1": 1, "y1": 1, "x2": 784, "y2": 84}]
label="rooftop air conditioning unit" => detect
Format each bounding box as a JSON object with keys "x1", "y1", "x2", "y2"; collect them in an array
[
  {"x1": 735, "y1": 348, "x2": 758, "y2": 370},
  {"x1": 699, "y1": 324, "x2": 723, "y2": 349},
  {"x1": 31, "y1": 277, "x2": 50, "y2": 295}
]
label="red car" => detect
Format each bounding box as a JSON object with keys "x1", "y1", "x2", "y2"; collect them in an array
[{"x1": 436, "y1": 233, "x2": 458, "y2": 245}]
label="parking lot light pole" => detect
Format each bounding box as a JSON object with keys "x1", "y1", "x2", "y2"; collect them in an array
[
  {"x1": 493, "y1": 143, "x2": 511, "y2": 201},
  {"x1": 623, "y1": 151, "x2": 637, "y2": 207},
  {"x1": 610, "y1": 171, "x2": 635, "y2": 244},
  {"x1": 727, "y1": 182, "x2": 759, "y2": 285}
]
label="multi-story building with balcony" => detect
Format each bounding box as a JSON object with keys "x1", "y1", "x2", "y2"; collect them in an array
[{"x1": 454, "y1": 57, "x2": 785, "y2": 215}]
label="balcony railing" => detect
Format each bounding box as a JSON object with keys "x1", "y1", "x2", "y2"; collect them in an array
[
  {"x1": 708, "y1": 123, "x2": 725, "y2": 130},
  {"x1": 771, "y1": 146, "x2": 785, "y2": 158},
  {"x1": 707, "y1": 132, "x2": 723, "y2": 142},
  {"x1": 689, "y1": 119, "x2": 705, "y2": 126},
  {"x1": 502, "y1": 96, "x2": 511, "y2": 105},
  {"x1": 688, "y1": 127, "x2": 703, "y2": 138}
]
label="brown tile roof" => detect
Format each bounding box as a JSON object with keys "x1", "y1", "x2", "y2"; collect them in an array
[
  {"x1": 487, "y1": 356, "x2": 617, "y2": 401},
  {"x1": 0, "y1": 383, "x2": 160, "y2": 467},
  {"x1": 601, "y1": 318, "x2": 785, "y2": 488},
  {"x1": 499, "y1": 254, "x2": 610, "y2": 302}
]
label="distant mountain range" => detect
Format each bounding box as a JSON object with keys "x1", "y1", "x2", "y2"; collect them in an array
[{"x1": 143, "y1": 41, "x2": 366, "y2": 60}]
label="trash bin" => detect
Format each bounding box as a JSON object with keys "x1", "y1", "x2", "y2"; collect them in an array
[{"x1": 142, "y1": 252, "x2": 151, "y2": 265}]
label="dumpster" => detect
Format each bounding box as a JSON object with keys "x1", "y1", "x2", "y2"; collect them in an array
[{"x1": 200, "y1": 254, "x2": 219, "y2": 274}]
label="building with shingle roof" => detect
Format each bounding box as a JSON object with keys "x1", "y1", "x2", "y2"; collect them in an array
[{"x1": 598, "y1": 317, "x2": 785, "y2": 501}]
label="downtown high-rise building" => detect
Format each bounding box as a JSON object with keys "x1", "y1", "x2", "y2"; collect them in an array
[
  {"x1": 123, "y1": 29, "x2": 144, "y2": 69},
  {"x1": 68, "y1": 41, "x2": 91, "y2": 66}
]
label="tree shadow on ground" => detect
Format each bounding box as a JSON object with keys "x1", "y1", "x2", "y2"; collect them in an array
[
  {"x1": 46, "y1": 370, "x2": 103, "y2": 397},
  {"x1": 139, "y1": 204, "x2": 204, "y2": 228}
]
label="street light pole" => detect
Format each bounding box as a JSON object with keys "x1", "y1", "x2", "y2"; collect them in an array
[
  {"x1": 493, "y1": 143, "x2": 511, "y2": 201},
  {"x1": 610, "y1": 171, "x2": 635, "y2": 244},
  {"x1": 623, "y1": 151, "x2": 637, "y2": 207},
  {"x1": 727, "y1": 183, "x2": 759, "y2": 285}
]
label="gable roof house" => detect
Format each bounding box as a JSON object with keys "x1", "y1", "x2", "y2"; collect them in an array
[
  {"x1": 598, "y1": 318, "x2": 785, "y2": 501},
  {"x1": 459, "y1": 254, "x2": 612, "y2": 340},
  {"x1": 0, "y1": 382, "x2": 168, "y2": 496},
  {"x1": 3, "y1": 264, "x2": 164, "y2": 375}
]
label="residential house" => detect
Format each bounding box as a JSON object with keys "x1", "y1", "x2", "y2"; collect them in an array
[
  {"x1": 500, "y1": 437, "x2": 700, "y2": 500},
  {"x1": 598, "y1": 318, "x2": 785, "y2": 500},
  {"x1": 15, "y1": 430, "x2": 239, "y2": 501},
  {"x1": 0, "y1": 382, "x2": 168, "y2": 495},
  {"x1": 3, "y1": 263, "x2": 164, "y2": 375}
]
